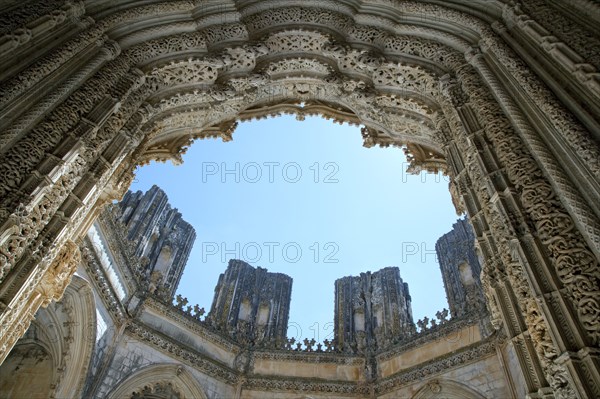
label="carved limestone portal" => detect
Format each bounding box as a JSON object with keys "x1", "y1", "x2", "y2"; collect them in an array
[{"x1": 0, "y1": 1, "x2": 599, "y2": 397}]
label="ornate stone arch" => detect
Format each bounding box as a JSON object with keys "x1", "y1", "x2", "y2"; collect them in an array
[
  {"x1": 107, "y1": 364, "x2": 208, "y2": 399},
  {"x1": 412, "y1": 380, "x2": 487, "y2": 399},
  {"x1": 53, "y1": 275, "x2": 97, "y2": 399},
  {"x1": 0, "y1": 275, "x2": 95, "y2": 399},
  {"x1": 0, "y1": 1, "x2": 598, "y2": 397}
]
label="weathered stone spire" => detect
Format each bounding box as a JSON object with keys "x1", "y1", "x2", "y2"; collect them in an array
[
  {"x1": 334, "y1": 267, "x2": 414, "y2": 354},
  {"x1": 435, "y1": 217, "x2": 485, "y2": 317},
  {"x1": 116, "y1": 185, "x2": 196, "y2": 298},
  {"x1": 208, "y1": 259, "x2": 292, "y2": 347}
]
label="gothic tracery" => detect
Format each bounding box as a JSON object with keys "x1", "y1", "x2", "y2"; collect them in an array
[{"x1": 0, "y1": 1, "x2": 598, "y2": 398}]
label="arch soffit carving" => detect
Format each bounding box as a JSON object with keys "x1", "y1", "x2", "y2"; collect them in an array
[
  {"x1": 98, "y1": 1, "x2": 497, "y2": 53},
  {"x1": 53, "y1": 275, "x2": 97, "y2": 399},
  {"x1": 93, "y1": 3, "x2": 491, "y2": 164},
  {"x1": 412, "y1": 379, "x2": 488, "y2": 399},
  {"x1": 107, "y1": 364, "x2": 208, "y2": 399}
]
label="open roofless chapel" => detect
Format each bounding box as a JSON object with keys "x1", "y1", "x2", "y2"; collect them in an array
[{"x1": 0, "y1": 0, "x2": 599, "y2": 398}]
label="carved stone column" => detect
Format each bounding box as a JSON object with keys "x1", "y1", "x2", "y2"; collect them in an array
[
  {"x1": 436, "y1": 86, "x2": 551, "y2": 396},
  {"x1": 0, "y1": 38, "x2": 120, "y2": 149},
  {"x1": 0, "y1": 7, "x2": 100, "y2": 108},
  {"x1": 439, "y1": 49, "x2": 599, "y2": 396},
  {"x1": 474, "y1": 40, "x2": 600, "y2": 259},
  {"x1": 469, "y1": 48, "x2": 599, "y2": 398}
]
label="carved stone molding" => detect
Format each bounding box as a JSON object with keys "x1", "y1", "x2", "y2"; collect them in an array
[
  {"x1": 375, "y1": 338, "x2": 499, "y2": 395},
  {"x1": 0, "y1": 1, "x2": 86, "y2": 58},
  {"x1": 126, "y1": 322, "x2": 239, "y2": 385},
  {"x1": 80, "y1": 239, "x2": 127, "y2": 323},
  {"x1": 37, "y1": 240, "x2": 81, "y2": 307},
  {"x1": 142, "y1": 297, "x2": 241, "y2": 354}
]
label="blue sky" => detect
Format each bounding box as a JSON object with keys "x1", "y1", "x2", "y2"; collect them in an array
[{"x1": 131, "y1": 115, "x2": 460, "y2": 343}]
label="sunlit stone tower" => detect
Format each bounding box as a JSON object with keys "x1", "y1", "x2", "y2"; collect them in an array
[
  {"x1": 208, "y1": 259, "x2": 293, "y2": 346},
  {"x1": 436, "y1": 217, "x2": 485, "y2": 317},
  {"x1": 115, "y1": 185, "x2": 196, "y2": 298},
  {"x1": 334, "y1": 267, "x2": 414, "y2": 354}
]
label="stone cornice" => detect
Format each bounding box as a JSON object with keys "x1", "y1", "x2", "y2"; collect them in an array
[
  {"x1": 375, "y1": 335, "x2": 500, "y2": 395},
  {"x1": 125, "y1": 321, "x2": 239, "y2": 384},
  {"x1": 80, "y1": 237, "x2": 127, "y2": 324},
  {"x1": 250, "y1": 349, "x2": 364, "y2": 365},
  {"x1": 132, "y1": 295, "x2": 499, "y2": 395},
  {"x1": 145, "y1": 288, "x2": 488, "y2": 362},
  {"x1": 242, "y1": 375, "x2": 368, "y2": 396},
  {"x1": 142, "y1": 296, "x2": 242, "y2": 354},
  {"x1": 377, "y1": 312, "x2": 486, "y2": 362},
  {"x1": 242, "y1": 335, "x2": 500, "y2": 396}
]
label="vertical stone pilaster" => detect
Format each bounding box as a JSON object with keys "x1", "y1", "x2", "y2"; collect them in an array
[
  {"x1": 438, "y1": 76, "x2": 554, "y2": 396},
  {"x1": 459, "y1": 50, "x2": 600, "y2": 397}
]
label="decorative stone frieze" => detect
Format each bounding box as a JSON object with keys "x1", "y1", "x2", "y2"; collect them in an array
[{"x1": 126, "y1": 322, "x2": 239, "y2": 384}]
